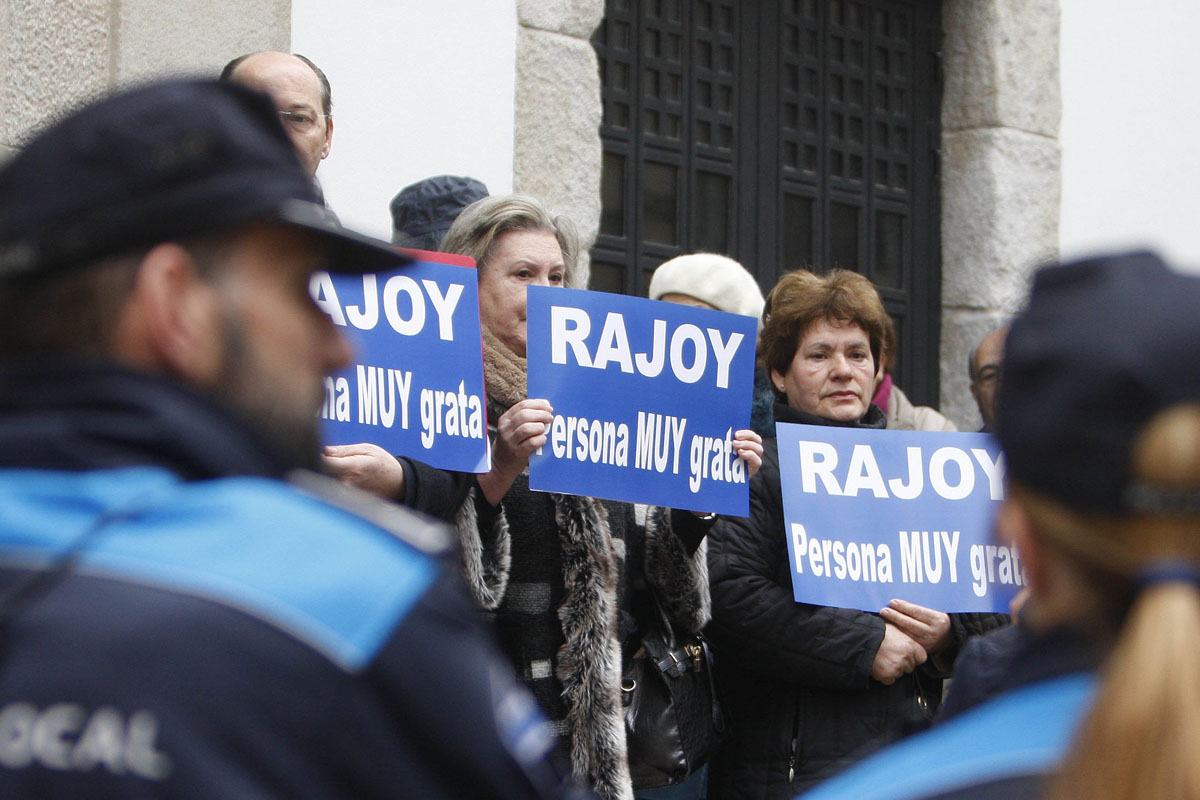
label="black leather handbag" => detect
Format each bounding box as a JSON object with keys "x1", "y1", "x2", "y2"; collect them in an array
[{"x1": 622, "y1": 599, "x2": 726, "y2": 790}]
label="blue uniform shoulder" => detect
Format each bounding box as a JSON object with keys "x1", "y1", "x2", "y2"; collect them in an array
[
  {"x1": 0, "y1": 467, "x2": 447, "y2": 672},
  {"x1": 795, "y1": 672, "x2": 1096, "y2": 800}
]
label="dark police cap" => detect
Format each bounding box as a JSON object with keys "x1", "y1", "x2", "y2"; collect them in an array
[
  {"x1": 0, "y1": 79, "x2": 410, "y2": 279},
  {"x1": 997, "y1": 251, "x2": 1200, "y2": 513}
]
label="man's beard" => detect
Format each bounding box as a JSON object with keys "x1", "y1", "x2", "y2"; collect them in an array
[{"x1": 209, "y1": 312, "x2": 324, "y2": 472}]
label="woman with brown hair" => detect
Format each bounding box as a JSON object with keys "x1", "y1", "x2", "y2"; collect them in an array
[
  {"x1": 705, "y1": 269, "x2": 1003, "y2": 799},
  {"x1": 795, "y1": 251, "x2": 1200, "y2": 800}
]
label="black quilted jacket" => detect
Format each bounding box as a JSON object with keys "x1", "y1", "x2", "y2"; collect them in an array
[{"x1": 705, "y1": 403, "x2": 1005, "y2": 800}]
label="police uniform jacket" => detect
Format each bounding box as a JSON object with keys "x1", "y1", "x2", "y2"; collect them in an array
[
  {"x1": 0, "y1": 361, "x2": 585, "y2": 800},
  {"x1": 796, "y1": 627, "x2": 1101, "y2": 800}
]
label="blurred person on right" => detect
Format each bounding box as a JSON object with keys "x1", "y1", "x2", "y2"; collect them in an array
[
  {"x1": 797, "y1": 251, "x2": 1200, "y2": 800},
  {"x1": 705, "y1": 269, "x2": 1003, "y2": 799}
]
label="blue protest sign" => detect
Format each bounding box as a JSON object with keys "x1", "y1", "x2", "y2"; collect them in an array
[
  {"x1": 776, "y1": 423, "x2": 1019, "y2": 613},
  {"x1": 526, "y1": 286, "x2": 757, "y2": 514},
  {"x1": 312, "y1": 252, "x2": 489, "y2": 473}
]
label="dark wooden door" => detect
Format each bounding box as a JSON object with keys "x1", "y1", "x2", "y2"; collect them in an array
[{"x1": 591, "y1": 0, "x2": 942, "y2": 403}]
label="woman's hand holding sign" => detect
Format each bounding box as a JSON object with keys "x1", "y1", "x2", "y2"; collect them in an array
[
  {"x1": 479, "y1": 398, "x2": 554, "y2": 505},
  {"x1": 731, "y1": 429, "x2": 764, "y2": 479},
  {"x1": 324, "y1": 443, "x2": 406, "y2": 499}
]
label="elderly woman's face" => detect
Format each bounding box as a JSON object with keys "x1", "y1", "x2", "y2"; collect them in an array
[
  {"x1": 478, "y1": 230, "x2": 565, "y2": 357},
  {"x1": 772, "y1": 318, "x2": 875, "y2": 422}
]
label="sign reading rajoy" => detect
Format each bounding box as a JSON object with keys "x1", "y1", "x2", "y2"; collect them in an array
[
  {"x1": 777, "y1": 423, "x2": 1021, "y2": 613},
  {"x1": 526, "y1": 286, "x2": 757, "y2": 515},
  {"x1": 312, "y1": 251, "x2": 489, "y2": 474}
]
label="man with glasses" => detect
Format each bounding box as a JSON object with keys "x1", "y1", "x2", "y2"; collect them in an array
[
  {"x1": 221, "y1": 51, "x2": 334, "y2": 184},
  {"x1": 969, "y1": 326, "x2": 1008, "y2": 433}
]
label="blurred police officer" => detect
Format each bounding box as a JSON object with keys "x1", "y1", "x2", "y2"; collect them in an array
[{"x1": 0, "y1": 79, "x2": 584, "y2": 800}]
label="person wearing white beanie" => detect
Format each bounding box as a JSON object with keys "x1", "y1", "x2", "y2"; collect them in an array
[{"x1": 648, "y1": 253, "x2": 765, "y2": 323}]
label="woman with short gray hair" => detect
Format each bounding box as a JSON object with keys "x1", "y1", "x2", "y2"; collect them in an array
[{"x1": 444, "y1": 195, "x2": 761, "y2": 800}]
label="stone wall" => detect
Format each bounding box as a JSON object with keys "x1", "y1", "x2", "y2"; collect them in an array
[
  {"x1": 513, "y1": 0, "x2": 603, "y2": 287},
  {"x1": 0, "y1": 0, "x2": 289, "y2": 152},
  {"x1": 939, "y1": 0, "x2": 1061, "y2": 430}
]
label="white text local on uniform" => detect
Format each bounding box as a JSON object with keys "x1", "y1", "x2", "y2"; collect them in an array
[
  {"x1": 310, "y1": 272, "x2": 465, "y2": 340},
  {"x1": 797, "y1": 441, "x2": 1005, "y2": 501},
  {"x1": 549, "y1": 306, "x2": 746, "y2": 389}
]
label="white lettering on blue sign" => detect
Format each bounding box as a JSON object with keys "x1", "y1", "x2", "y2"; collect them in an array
[
  {"x1": 969, "y1": 543, "x2": 1024, "y2": 596},
  {"x1": 790, "y1": 522, "x2": 1024, "y2": 598},
  {"x1": 791, "y1": 523, "x2": 895, "y2": 583},
  {"x1": 310, "y1": 272, "x2": 464, "y2": 341},
  {"x1": 321, "y1": 375, "x2": 352, "y2": 422},
  {"x1": 688, "y1": 427, "x2": 746, "y2": 493},
  {"x1": 796, "y1": 442, "x2": 1005, "y2": 501},
  {"x1": 354, "y1": 366, "x2": 413, "y2": 428},
  {"x1": 634, "y1": 412, "x2": 687, "y2": 474},
  {"x1": 419, "y1": 381, "x2": 484, "y2": 448},
  {"x1": 549, "y1": 306, "x2": 745, "y2": 389},
  {"x1": 899, "y1": 530, "x2": 960, "y2": 583},
  {"x1": 549, "y1": 415, "x2": 631, "y2": 466}
]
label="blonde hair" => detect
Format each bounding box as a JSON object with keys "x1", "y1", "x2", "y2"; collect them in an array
[
  {"x1": 439, "y1": 194, "x2": 582, "y2": 288},
  {"x1": 1026, "y1": 405, "x2": 1200, "y2": 800}
]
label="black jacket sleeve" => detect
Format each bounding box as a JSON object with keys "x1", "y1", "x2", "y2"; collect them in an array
[{"x1": 398, "y1": 458, "x2": 474, "y2": 522}]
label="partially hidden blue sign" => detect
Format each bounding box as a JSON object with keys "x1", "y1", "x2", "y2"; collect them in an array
[
  {"x1": 312, "y1": 251, "x2": 489, "y2": 473},
  {"x1": 776, "y1": 423, "x2": 1021, "y2": 613},
  {"x1": 527, "y1": 285, "x2": 757, "y2": 514}
]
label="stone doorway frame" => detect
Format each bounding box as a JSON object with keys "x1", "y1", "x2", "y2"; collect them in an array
[{"x1": 512, "y1": 0, "x2": 1060, "y2": 430}]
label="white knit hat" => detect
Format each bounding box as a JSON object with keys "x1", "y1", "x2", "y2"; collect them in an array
[{"x1": 648, "y1": 253, "x2": 765, "y2": 321}]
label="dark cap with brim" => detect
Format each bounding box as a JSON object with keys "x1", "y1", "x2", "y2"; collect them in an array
[
  {"x1": 0, "y1": 78, "x2": 410, "y2": 279},
  {"x1": 997, "y1": 251, "x2": 1200, "y2": 512}
]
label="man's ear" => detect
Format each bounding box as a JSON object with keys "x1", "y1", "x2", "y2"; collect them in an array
[
  {"x1": 997, "y1": 496, "x2": 1046, "y2": 596},
  {"x1": 112, "y1": 243, "x2": 223, "y2": 386},
  {"x1": 321, "y1": 115, "x2": 333, "y2": 160}
]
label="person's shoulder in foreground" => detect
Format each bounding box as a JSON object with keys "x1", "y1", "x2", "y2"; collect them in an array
[
  {"x1": 0, "y1": 77, "x2": 586, "y2": 799},
  {"x1": 794, "y1": 672, "x2": 1094, "y2": 800},
  {"x1": 798, "y1": 249, "x2": 1200, "y2": 800}
]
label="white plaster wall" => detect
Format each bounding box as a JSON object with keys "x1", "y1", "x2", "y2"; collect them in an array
[
  {"x1": 1060, "y1": 0, "x2": 1200, "y2": 270},
  {"x1": 291, "y1": 0, "x2": 518, "y2": 240},
  {"x1": 939, "y1": 0, "x2": 1060, "y2": 432}
]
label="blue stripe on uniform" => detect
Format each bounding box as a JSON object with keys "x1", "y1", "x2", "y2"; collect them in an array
[
  {"x1": 795, "y1": 673, "x2": 1096, "y2": 800},
  {"x1": 0, "y1": 467, "x2": 437, "y2": 672}
]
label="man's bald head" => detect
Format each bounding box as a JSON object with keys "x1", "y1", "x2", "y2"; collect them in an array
[
  {"x1": 221, "y1": 51, "x2": 333, "y2": 179},
  {"x1": 969, "y1": 326, "x2": 1008, "y2": 432}
]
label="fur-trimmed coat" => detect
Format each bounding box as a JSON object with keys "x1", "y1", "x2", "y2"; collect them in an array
[{"x1": 456, "y1": 330, "x2": 712, "y2": 800}]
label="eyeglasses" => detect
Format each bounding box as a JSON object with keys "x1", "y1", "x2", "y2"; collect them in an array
[
  {"x1": 974, "y1": 365, "x2": 1001, "y2": 386},
  {"x1": 278, "y1": 109, "x2": 330, "y2": 133}
]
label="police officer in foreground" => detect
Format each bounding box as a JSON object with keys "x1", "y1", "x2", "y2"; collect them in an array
[{"x1": 0, "y1": 79, "x2": 585, "y2": 799}]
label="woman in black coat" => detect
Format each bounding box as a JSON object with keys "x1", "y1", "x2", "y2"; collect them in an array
[{"x1": 705, "y1": 269, "x2": 1004, "y2": 800}]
